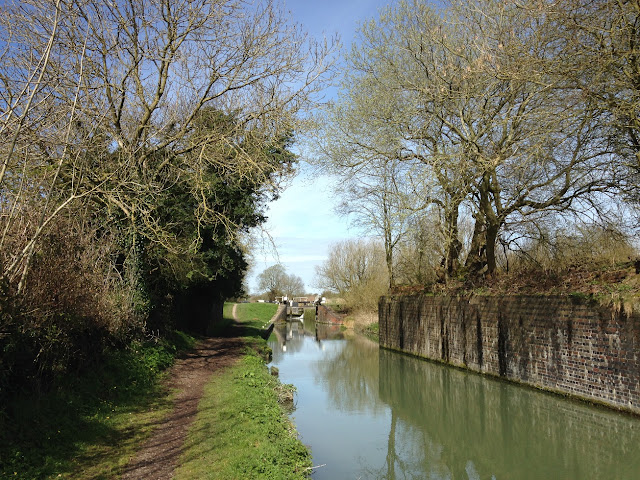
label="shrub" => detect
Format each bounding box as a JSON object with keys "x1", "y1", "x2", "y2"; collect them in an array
[
  {"x1": 508, "y1": 223, "x2": 638, "y2": 274},
  {"x1": 0, "y1": 213, "x2": 139, "y2": 396}
]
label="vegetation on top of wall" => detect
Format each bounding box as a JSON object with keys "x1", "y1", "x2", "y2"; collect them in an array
[{"x1": 390, "y1": 225, "x2": 640, "y2": 306}]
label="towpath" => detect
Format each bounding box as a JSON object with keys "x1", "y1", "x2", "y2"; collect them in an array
[{"x1": 120, "y1": 308, "x2": 244, "y2": 480}]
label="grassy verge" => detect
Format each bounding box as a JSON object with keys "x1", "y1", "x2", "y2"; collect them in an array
[
  {"x1": 232, "y1": 302, "x2": 278, "y2": 327},
  {"x1": 175, "y1": 353, "x2": 310, "y2": 479},
  {"x1": 361, "y1": 322, "x2": 379, "y2": 342},
  {"x1": 209, "y1": 302, "x2": 277, "y2": 337},
  {"x1": 0, "y1": 331, "x2": 196, "y2": 479},
  {"x1": 176, "y1": 302, "x2": 311, "y2": 480},
  {"x1": 1, "y1": 302, "x2": 309, "y2": 479}
]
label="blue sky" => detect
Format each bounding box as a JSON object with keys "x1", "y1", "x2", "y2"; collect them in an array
[{"x1": 246, "y1": 0, "x2": 398, "y2": 294}]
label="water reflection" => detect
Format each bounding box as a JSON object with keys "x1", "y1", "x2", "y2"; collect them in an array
[
  {"x1": 312, "y1": 335, "x2": 386, "y2": 415},
  {"x1": 377, "y1": 349, "x2": 640, "y2": 480},
  {"x1": 269, "y1": 329, "x2": 640, "y2": 480},
  {"x1": 271, "y1": 318, "x2": 344, "y2": 353}
]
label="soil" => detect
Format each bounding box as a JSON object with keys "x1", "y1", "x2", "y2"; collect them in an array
[
  {"x1": 393, "y1": 260, "x2": 640, "y2": 299},
  {"x1": 120, "y1": 307, "x2": 245, "y2": 480},
  {"x1": 483, "y1": 262, "x2": 640, "y2": 297}
]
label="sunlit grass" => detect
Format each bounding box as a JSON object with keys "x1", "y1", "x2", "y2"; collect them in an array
[
  {"x1": 175, "y1": 353, "x2": 311, "y2": 480},
  {"x1": 232, "y1": 302, "x2": 278, "y2": 328},
  {"x1": 176, "y1": 301, "x2": 310, "y2": 479}
]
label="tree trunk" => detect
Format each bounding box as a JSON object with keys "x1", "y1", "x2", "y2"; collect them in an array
[
  {"x1": 385, "y1": 243, "x2": 395, "y2": 289},
  {"x1": 465, "y1": 214, "x2": 487, "y2": 275},
  {"x1": 383, "y1": 199, "x2": 395, "y2": 289},
  {"x1": 443, "y1": 202, "x2": 462, "y2": 278},
  {"x1": 485, "y1": 222, "x2": 499, "y2": 276}
]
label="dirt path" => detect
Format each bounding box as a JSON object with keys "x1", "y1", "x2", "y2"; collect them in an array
[{"x1": 120, "y1": 320, "x2": 244, "y2": 479}]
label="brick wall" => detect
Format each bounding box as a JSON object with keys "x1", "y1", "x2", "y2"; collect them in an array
[
  {"x1": 272, "y1": 304, "x2": 288, "y2": 323},
  {"x1": 317, "y1": 304, "x2": 344, "y2": 324},
  {"x1": 379, "y1": 294, "x2": 640, "y2": 414}
]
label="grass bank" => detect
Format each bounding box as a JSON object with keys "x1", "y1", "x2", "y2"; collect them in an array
[
  {"x1": 176, "y1": 301, "x2": 311, "y2": 479},
  {"x1": 1, "y1": 302, "x2": 309, "y2": 479},
  {"x1": 176, "y1": 354, "x2": 310, "y2": 479},
  {"x1": 361, "y1": 322, "x2": 379, "y2": 341},
  {"x1": 232, "y1": 301, "x2": 278, "y2": 325},
  {"x1": 0, "y1": 331, "x2": 196, "y2": 479}
]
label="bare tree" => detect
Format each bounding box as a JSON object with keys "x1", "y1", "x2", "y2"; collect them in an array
[
  {"x1": 257, "y1": 263, "x2": 305, "y2": 300},
  {"x1": 311, "y1": 1, "x2": 476, "y2": 280},
  {"x1": 394, "y1": 211, "x2": 445, "y2": 286},
  {"x1": 312, "y1": 42, "x2": 435, "y2": 286},
  {"x1": 280, "y1": 272, "x2": 305, "y2": 298},
  {"x1": 314, "y1": 0, "x2": 621, "y2": 282},
  {"x1": 332, "y1": 158, "x2": 429, "y2": 288},
  {"x1": 314, "y1": 239, "x2": 388, "y2": 310},
  {"x1": 542, "y1": 0, "x2": 640, "y2": 205},
  {"x1": 257, "y1": 264, "x2": 287, "y2": 301},
  {"x1": 0, "y1": 0, "x2": 336, "y2": 289},
  {"x1": 392, "y1": 0, "x2": 620, "y2": 275},
  {"x1": 551, "y1": 0, "x2": 640, "y2": 163},
  {"x1": 0, "y1": 0, "x2": 90, "y2": 291}
]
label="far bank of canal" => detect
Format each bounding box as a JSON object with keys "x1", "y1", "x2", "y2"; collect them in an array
[{"x1": 268, "y1": 318, "x2": 640, "y2": 480}]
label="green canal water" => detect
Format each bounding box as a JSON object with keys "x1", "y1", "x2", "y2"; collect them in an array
[{"x1": 268, "y1": 319, "x2": 640, "y2": 480}]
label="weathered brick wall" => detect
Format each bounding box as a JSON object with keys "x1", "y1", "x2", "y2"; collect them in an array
[
  {"x1": 272, "y1": 304, "x2": 287, "y2": 323},
  {"x1": 317, "y1": 305, "x2": 344, "y2": 324},
  {"x1": 379, "y1": 294, "x2": 640, "y2": 414}
]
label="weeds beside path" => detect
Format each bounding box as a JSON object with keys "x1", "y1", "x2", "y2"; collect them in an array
[
  {"x1": 1, "y1": 302, "x2": 306, "y2": 479},
  {"x1": 122, "y1": 301, "x2": 309, "y2": 480},
  {"x1": 120, "y1": 334, "x2": 245, "y2": 480}
]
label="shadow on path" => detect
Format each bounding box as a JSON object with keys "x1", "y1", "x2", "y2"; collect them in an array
[{"x1": 120, "y1": 318, "x2": 250, "y2": 480}]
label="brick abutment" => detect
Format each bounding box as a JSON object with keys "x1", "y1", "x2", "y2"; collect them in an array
[{"x1": 379, "y1": 294, "x2": 640, "y2": 414}]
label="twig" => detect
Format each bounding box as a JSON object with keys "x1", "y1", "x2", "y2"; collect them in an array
[{"x1": 303, "y1": 464, "x2": 327, "y2": 472}]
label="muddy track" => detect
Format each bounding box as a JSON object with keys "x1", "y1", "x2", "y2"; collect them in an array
[{"x1": 120, "y1": 329, "x2": 245, "y2": 479}]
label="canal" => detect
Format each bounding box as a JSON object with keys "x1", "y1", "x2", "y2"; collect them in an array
[{"x1": 268, "y1": 318, "x2": 640, "y2": 480}]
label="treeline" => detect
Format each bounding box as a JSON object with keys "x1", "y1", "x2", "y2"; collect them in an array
[
  {"x1": 314, "y1": 0, "x2": 640, "y2": 292},
  {"x1": 0, "y1": 0, "x2": 334, "y2": 395},
  {"x1": 256, "y1": 264, "x2": 306, "y2": 302}
]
